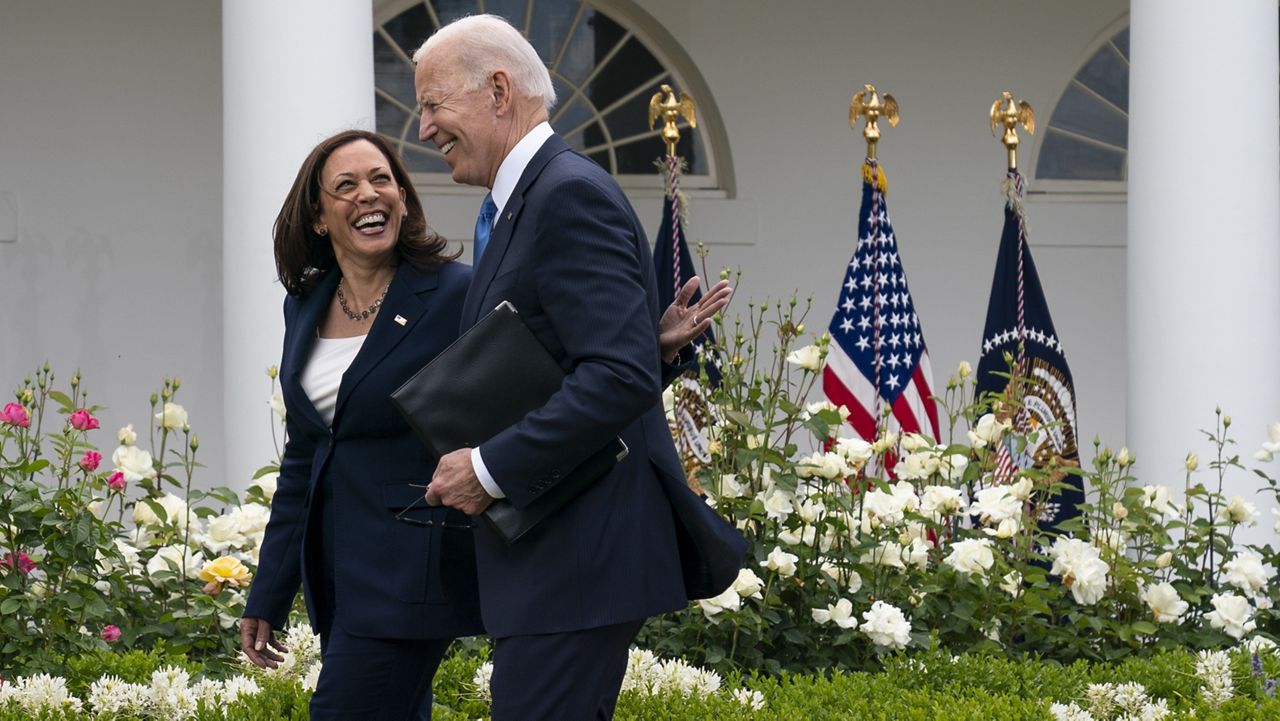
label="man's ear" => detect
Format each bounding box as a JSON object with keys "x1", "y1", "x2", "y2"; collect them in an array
[{"x1": 490, "y1": 70, "x2": 513, "y2": 115}]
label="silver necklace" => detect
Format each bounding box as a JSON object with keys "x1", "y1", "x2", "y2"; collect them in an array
[{"x1": 336, "y1": 276, "x2": 390, "y2": 322}]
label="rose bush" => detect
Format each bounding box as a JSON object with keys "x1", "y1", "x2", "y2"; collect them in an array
[
  {"x1": 0, "y1": 366, "x2": 289, "y2": 677},
  {"x1": 637, "y1": 290, "x2": 1279, "y2": 675}
]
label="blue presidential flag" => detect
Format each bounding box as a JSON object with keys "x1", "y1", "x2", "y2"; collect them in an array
[
  {"x1": 653, "y1": 164, "x2": 720, "y2": 386},
  {"x1": 975, "y1": 171, "x2": 1083, "y2": 526}
]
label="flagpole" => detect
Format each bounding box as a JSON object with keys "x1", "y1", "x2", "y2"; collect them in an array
[{"x1": 848, "y1": 85, "x2": 899, "y2": 437}]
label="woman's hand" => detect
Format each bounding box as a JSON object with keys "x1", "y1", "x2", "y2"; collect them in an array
[
  {"x1": 240, "y1": 617, "x2": 288, "y2": 668},
  {"x1": 658, "y1": 277, "x2": 732, "y2": 364}
]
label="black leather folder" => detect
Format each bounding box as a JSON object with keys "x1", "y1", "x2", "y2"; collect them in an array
[{"x1": 390, "y1": 301, "x2": 628, "y2": 544}]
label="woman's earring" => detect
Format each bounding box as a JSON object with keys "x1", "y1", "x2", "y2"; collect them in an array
[{"x1": 317, "y1": 226, "x2": 328, "y2": 236}]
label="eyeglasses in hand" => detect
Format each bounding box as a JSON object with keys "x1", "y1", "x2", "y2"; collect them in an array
[{"x1": 394, "y1": 483, "x2": 473, "y2": 529}]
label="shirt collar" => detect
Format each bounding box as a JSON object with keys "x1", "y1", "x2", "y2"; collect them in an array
[{"x1": 491, "y1": 121, "x2": 554, "y2": 214}]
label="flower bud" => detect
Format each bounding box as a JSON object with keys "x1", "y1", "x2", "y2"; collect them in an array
[
  {"x1": 1116, "y1": 447, "x2": 1133, "y2": 467},
  {"x1": 266, "y1": 365, "x2": 279, "y2": 379},
  {"x1": 1155, "y1": 551, "x2": 1173, "y2": 568},
  {"x1": 957, "y1": 360, "x2": 973, "y2": 379},
  {"x1": 1111, "y1": 502, "x2": 1128, "y2": 520},
  {"x1": 796, "y1": 323, "x2": 805, "y2": 334},
  {"x1": 189, "y1": 435, "x2": 199, "y2": 451},
  {"x1": 1184, "y1": 452, "x2": 1198, "y2": 472},
  {"x1": 150, "y1": 393, "x2": 159, "y2": 407},
  {"x1": 719, "y1": 268, "x2": 729, "y2": 280},
  {"x1": 1223, "y1": 415, "x2": 1232, "y2": 428}
]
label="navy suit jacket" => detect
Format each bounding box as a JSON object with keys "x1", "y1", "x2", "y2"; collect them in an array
[
  {"x1": 461, "y1": 134, "x2": 717, "y2": 638},
  {"x1": 244, "y1": 261, "x2": 484, "y2": 640}
]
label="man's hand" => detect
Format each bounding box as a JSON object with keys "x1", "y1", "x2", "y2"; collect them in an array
[
  {"x1": 240, "y1": 617, "x2": 287, "y2": 669},
  {"x1": 659, "y1": 277, "x2": 732, "y2": 363},
  {"x1": 427, "y1": 448, "x2": 495, "y2": 515}
]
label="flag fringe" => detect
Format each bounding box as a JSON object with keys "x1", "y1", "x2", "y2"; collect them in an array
[
  {"x1": 862, "y1": 161, "x2": 888, "y2": 195},
  {"x1": 1001, "y1": 171, "x2": 1028, "y2": 232},
  {"x1": 656, "y1": 156, "x2": 691, "y2": 230}
]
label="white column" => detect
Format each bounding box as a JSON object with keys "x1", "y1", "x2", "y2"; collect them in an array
[
  {"x1": 223, "y1": 1, "x2": 375, "y2": 489},
  {"x1": 1128, "y1": 0, "x2": 1280, "y2": 546}
]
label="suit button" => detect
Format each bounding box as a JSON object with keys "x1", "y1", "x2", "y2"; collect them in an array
[{"x1": 550, "y1": 469, "x2": 562, "y2": 480}]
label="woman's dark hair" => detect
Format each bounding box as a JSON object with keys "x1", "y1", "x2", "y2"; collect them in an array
[{"x1": 273, "y1": 129, "x2": 459, "y2": 295}]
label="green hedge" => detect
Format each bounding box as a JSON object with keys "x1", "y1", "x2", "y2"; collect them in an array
[{"x1": 4, "y1": 645, "x2": 1277, "y2": 720}]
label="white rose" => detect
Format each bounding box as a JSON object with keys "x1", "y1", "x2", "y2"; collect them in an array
[
  {"x1": 155, "y1": 402, "x2": 188, "y2": 431},
  {"x1": 796, "y1": 451, "x2": 849, "y2": 480},
  {"x1": 117, "y1": 424, "x2": 137, "y2": 446},
  {"x1": 861, "y1": 486, "x2": 910, "y2": 531},
  {"x1": 1142, "y1": 582, "x2": 1189, "y2": 623},
  {"x1": 1222, "y1": 551, "x2": 1273, "y2": 596},
  {"x1": 861, "y1": 541, "x2": 906, "y2": 569},
  {"x1": 860, "y1": 600, "x2": 912, "y2": 650},
  {"x1": 112, "y1": 445, "x2": 157, "y2": 483},
  {"x1": 250, "y1": 472, "x2": 278, "y2": 503},
  {"x1": 1048, "y1": 537, "x2": 1100, "y2": 576},
  {"x1": 132, "y1": 493, "x2": 191, "y2": 530},
  {"x1": 1258, "y1": 422, "x2": 1280, "y2": 462},
  {"x1": 1155, "y1": 551, "x2": 1173, "y2": 569},
  {"x1": 967, "y1": 413, "x2": 1009, "y2": 449},
  {"x1": 957, "y1": 360, "x2": 973, "y2": 378},
  {"x1": 785, "y1": 344, "x2": 822, "y2": 371},
  {"x1": 944, "y1": 538, "x2": 995, "y2": 577},
  {"x1": 697, "y1": 587, "x2": 741, "y2": 620},
  {"x1": 268, "y1": 391, "x2": 286, "y2": 421},
  {"x1": 760, "y1": 546, "x2": 799, "y2": 578},
  {"x1": 1000, "y1": 570, "x2": 1023, "y2": 598},
  {"x1": 834, "y1": 437, "x2": 874, "y2": 470},
  {"x1": 940, "y1": 454, "x2": 969, "y2": 483},
  {"x1": 1091, "y1": 528, "x2": 1126, "y2": 553},
  {"x1": 1065, "y1": 556, "x2": 1110, "y2": 606},
  {"x1": 1111, "y1": 502, "x2": 1129, "y2": 520},
  {"x1": 1140, "y1": 485, "x2": 1178, "y2": 517},
  {"x1": 1220, "y1": 496, "x2": 1260, "y2": 526},
  {"x1": 759, "y1": 488, "x2": 794, "y2": 522},
  {"x1": 871, "y1": 430, "x2": 899, "y2": 455},
  {"x1": 1206, "y1": 593, "x2": 1257, "y2": 640},
  {"x1": 970, "y1": 485, "x2": 1021, "y2": 526},
  {"x1": 811, "y1": 598, "x2": 858, "y2": 629},
  {"x1": 731, "y1": 568, "x2": 764, "y2": 599},
  {"x1": 1244, "y1": 636, "x2": 1278, "y2": 654},
  {"x1": 661, "y1": 385, "x2": 676, "y2": 417},
  {"x1": 892, "y1": 453, "x2": 930, "y2": 481},
  {"x1": 146, "y1": 545, "x2": 205, "y2": 580},
  {"x1": 982, "y1": 516, "x2": 1022, "y2": 539},
  {"x1": 900, "y1": 433, "x2": 931, "y2": 453},
  {"x1": 1009, "y1": 478, "x2": 1034, "y2": 501},
  {"x1": 1274, "y1": 508, "x2": 1280, "y2": 535},
  {"x1": 797, "y1": 499, "x2": 825, "y2": 524},
  {"x1": 201, "y1": 514, "x2": 245, "y2": 553},
  {"x1": 920, "y1": 486, "x2": 966, "y2": 520}
]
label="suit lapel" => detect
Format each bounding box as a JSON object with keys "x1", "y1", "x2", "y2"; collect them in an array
[
  {"x1": 333, "y1": 263, "x2": 437, "y2": 421},
  {"x1": 283, "y1": 270, "x2": 338, "y2": 432},
  {"x1": 460, "y1": 134, "x2": 573, "y2": 329}
]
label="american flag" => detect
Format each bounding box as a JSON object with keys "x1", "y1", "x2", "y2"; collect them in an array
[{"x1": 823, "y1": 160, "x2": 940, "y2": 442}]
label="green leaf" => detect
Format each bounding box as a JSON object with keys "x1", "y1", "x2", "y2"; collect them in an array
[
  {"x1": 47, "y1": 390, "x2": 74, "y2": 410},
  {"x1": 252, "y1": 464, "x2": 280, "y2": 480},
  {"x1": 142, "y1": 497, "x2": 169, "y2": 523},
  {"x1": 0, "y1": 597, "x2": 22, "y2": 614},
  {"x1": 1131, "y1": 621, "x2": 1157, "y2": 636}
]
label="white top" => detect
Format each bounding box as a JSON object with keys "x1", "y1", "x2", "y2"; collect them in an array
[
  {"x1": 300, "y1": 333, "x2": 367, "y2": 426},
  {"x1": 470, "y1": 121, "x2": 554, "y2": 500}
]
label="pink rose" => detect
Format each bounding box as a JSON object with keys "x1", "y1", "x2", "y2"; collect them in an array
[
  {"x1": 0, "y1": 551, "x2": 36, "y2": 576},
  {"x1": 0, "y1": 403, "x2": 30, "y2": 428},
  {"x1": 100, "y1": 625, "x2": 121, "y2": 643},
  {"x1": 79, "y1": 450, "x2": 102, "y2": 472},
  {"x1": 69, "y1": 409, "x2": 100, "y2": 431},
  {"x1": 106, "y1": 470, "x2": 126, "y2": 492}
]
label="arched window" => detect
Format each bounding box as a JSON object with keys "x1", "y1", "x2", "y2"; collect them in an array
[
  {"x1": 372, "y1": 0, "x2": 733, "y2": 193},
  {"x1": 1036, "y1": 25, "x2": 1130, "y2": 182},
  {"x1": 1037, "y1": 12, "x2": 1279, "y2": 185}
]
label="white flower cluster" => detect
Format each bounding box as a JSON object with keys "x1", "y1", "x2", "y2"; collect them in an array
[
  {"x1": 0, "y1": 666, "x2": 263, "y2": 719},
  {"x1": 1205, "y1": 592, "x2": 1258, "y2": 640},
  {"x1": 1048, "y1": 537, "x2": 1111, "y2": 606},
  {"x1": 1050, "y1": 681, "x2": 1170, "y2": 721},
  {"x1": 698, "y1": 568, "x2": 765, "y2": 620},
  {"x1": 860, "y1": 600, "x2": 912, "y2": 650},
  {"x1": 468, "y1": 648, "x2": 764, "y2": 710},
  {"x1": 242, "y1": 624, "x2": 323, "y2": 691},
  {"x1": 1195, "y1": 649, "x2": 1234, "y2": 707}
]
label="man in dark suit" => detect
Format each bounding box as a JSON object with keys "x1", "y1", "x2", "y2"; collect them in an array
[{"x1": 413, "y1": 14, "x2": 743, "y2": 721}]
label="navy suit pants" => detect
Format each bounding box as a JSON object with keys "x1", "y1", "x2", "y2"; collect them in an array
[
  {"x1": 308, "y1": 619, "x2": 451, "y2": 720},
  {"x1": 489, "y1": 619, "x2": 645, "y2": 721}
]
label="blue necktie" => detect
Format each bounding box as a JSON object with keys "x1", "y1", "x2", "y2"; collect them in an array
[{"x1": 474, "y1": 193, "x2": 497, "y2": 262}]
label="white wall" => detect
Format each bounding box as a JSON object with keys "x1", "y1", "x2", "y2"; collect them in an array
[{"x1": 0, "y1": 2, "x2": 227, "y2": 485}]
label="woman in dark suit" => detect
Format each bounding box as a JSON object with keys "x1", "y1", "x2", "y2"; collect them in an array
[{"x1": 239, "y1": 129, "x2": 730, "y2": 720}]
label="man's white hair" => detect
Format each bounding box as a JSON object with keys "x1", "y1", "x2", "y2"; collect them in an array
[{"x1": 413, "y1": 14, "x2": 556, "y2": 112}]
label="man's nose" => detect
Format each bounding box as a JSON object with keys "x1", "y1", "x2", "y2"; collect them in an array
[{"x1": 418, "y1": 112, "x2": 434, "y2": 142}]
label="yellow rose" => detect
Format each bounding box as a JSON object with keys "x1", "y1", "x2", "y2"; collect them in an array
[{"x1": 198, "y1": 556, "x2": 252, "y2": 594}]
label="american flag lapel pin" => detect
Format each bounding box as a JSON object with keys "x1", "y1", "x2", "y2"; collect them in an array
[{"x1": 393, "y1": 314, "x2": 407, "y2": 326}]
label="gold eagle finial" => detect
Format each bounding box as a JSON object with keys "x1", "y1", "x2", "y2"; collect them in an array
[
  {"x1": 649, "y1": 84, "x2": 697, "y2": 157},
  {"x1": 849, "y1": 84, "x2": 899, "y2": 160},
  {"x1": 989, "y1": 91, "x2": 1035, "y2": 170}
]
